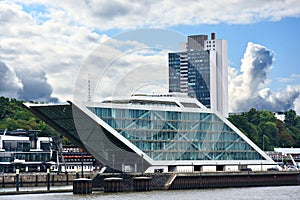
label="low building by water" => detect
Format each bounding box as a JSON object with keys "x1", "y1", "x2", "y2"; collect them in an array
[
  {"x1": 0, "y1": 129, "x2": 52, "y2": 172},
  {"x1": 50, "y1": 145, "x2": 99, "y2": 173},
  {"x1": 0, "y1": 130, "x2": 98, "y2": 173}
]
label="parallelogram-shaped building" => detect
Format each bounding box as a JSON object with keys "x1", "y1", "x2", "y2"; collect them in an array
[{"x1": 24, "y1": 93, "x2": 276, "y2": 173}]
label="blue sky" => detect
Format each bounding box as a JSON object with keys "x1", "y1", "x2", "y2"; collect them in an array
[{"x1": 0, "y1": 0, "x2": 300, "y2": 113}]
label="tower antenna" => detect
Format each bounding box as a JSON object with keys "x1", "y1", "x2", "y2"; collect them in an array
[{"x1": 87, "y1": 73, "x2": 91, "y2": 102}]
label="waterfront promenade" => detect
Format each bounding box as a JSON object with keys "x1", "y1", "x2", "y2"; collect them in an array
[{"x1": 0, "y1": 172, "x2": 94, "y2": 195}]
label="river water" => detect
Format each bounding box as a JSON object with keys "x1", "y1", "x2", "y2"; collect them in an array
[{"x1": 1, "y1": 186, "x2": 300, "y2": 200}]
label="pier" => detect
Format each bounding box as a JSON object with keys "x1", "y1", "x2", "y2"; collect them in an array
[{"x1": 0, "y1": 172, "x2": 93, "y2": 189}]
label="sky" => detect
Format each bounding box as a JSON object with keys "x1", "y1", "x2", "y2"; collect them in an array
[{"x1": 0, "y1": 0, "x2": 300, "y2": 114}]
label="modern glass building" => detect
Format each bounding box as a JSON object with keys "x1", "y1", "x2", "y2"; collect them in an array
[
  {"x1": 187, "y1": 50, "x2": 211, "y2": 107},
  {"x1": 169, "y1": 33, "x2": 228, "y2": 117},
  {"x1": 25, "y1": 93, "x2": 276, "y2": 173}
]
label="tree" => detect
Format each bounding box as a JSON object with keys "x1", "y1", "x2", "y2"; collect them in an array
[
  {"x1": 287, "y1": 126, "x2": 300, "y2": 148},
  {"x1": 228, "y1": 114, "x2": 260, "y2": 144},
  {"x1": 284, "y1": 109, "x2": 297, "y2": 127},
  {"x1": 246, "y1": 108, "x2": 260, "y2": 125},
  {"x1": 258, "y1": 121, "x2": 279, "y2": 150},
  {"x1": 259, "y1": 110, "x2": 276, "y2": 123},
  {"x1": 0, "y1": 96, "x2": 69, "y2": 144},
  {"x1": 295, "y1": 116, "x2": 300, "y2": 130},
  {"x1": 247, "y1": 123, "x2": 260, "y2": 145},
  {"x1": 228, "y1": 114, "x2": 249, "y2": 135},
  {"x1": 275, "y1": 119, "x2": 295, "y2": 147},
  {"x1": 229, "y1": 108, "x2": 300, "y2": 149}
]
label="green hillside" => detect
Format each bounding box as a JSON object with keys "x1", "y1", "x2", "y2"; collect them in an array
[
  {"x1": 228, "y1": 108, "x2": 300, "y2": 150},
  {"x1": 0, "y1": 96, "x2": 55, "y2": 136}
]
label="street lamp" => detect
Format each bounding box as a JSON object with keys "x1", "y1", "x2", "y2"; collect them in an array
[
  {"x1": 141, "y1": 154, "x2": 144, "y2": 174},
  {"x1": 262, "y1": 135, "x2": 265, "y2": 151},
  {"x1": 81, "y1": 152, "x2": 84, "y2": 178},
  {"x1": 112, "y1": 154, "x2": 115, "y2": 175}
]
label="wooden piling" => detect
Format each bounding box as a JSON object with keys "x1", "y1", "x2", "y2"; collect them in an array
[
  {"x1": 103, "y1": 177, "x2": 123, "y2": 192},
  {"x1": 73, "y1": 178, "x2": 92, "y2": 194},
  {"x1": 133, "y1": 177, "x2": 152, "y2": 191}
]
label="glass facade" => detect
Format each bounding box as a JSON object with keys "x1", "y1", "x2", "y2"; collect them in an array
[
  {"x1": 168, "y1": 50, "x2": 211, "y2": 108},
  {"x1": 3, "y1": 140, "x2": 31, "y2": 152},
  {"x1": 13, "y1": 152, "x2": 51, "y2": 162},
  {"x1": 168, "y1": 52, "x2": 181, "y2": 93},
  {"x1": 187, "y1": 50, "x2": 211, "y2": 108},
  {"x1": 91, "y1": 107, "x2": 264, "y2": 161}
]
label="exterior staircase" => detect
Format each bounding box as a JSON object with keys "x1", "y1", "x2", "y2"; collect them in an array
[{"x1": 164, "y1": 172, "x2": 177, "y2": 189}]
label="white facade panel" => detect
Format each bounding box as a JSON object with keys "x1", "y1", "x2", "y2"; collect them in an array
[
  {"x1": 175, "y1": 166, "x2": 194, "y2": 173},
  {"x1": 202, "y1": 166, "x2": 217, "y2": 172},
  {"x1": 224, "y1": 165, "x2": 239, "y2": 171},
  {"x1": 209, "y1": 50, "x2": 217, "y2": 112},
  {"x1": 206, "y1": 39, "x2": 228, "y2": 117}
]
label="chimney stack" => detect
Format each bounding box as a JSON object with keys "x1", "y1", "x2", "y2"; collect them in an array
[{"x1": 211, "y1": 33, "x2": 215, "y2": 40}]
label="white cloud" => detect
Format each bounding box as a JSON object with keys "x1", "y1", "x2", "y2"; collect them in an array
[
  {"x1": 294, "y1": 96, "x2": 300, "y2": 114},
  {"x1": 73, "y1": 38, "x2": 170, "y2": 102},
  {"x1": 0, "y1": 1, "x2": 104, "y2": 101},
  {"x1": 278, "y1": 73, "x2": 300, "y2": 83},
  {"x1": 0, "y1": 60, "x2": 58, "y2": 102},
  {"x1": 18, "y1": 0, "x2": 300, "y2": 30},
  {"x1": 0, "y1": 60, "x2": 23, "y2": 98},
  {"x1": 229, "y1": 42, "x2": 300, "y2": 113}
]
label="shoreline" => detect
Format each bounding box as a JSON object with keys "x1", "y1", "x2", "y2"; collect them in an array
[
  {"x1": 0, "y1": 188, "x2": 72, "y2": 196},
  {"x1": 0, "y1": 187, "x2": 104, "y2": 196},
  {"x1": 1, "y1": 171, "x2": 299, "y2": 195}
]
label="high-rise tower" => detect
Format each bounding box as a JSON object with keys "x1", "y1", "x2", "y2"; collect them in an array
[{"x1": 169, "y1": 33, "x2": 228, "y2": 117}]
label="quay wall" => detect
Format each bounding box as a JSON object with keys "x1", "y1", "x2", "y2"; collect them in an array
[
  {"x1": 93, "y1": 173, "x2": 171, "y2": 191},
  {"x1": 0, "y1": 173, "x2": 93, "y2": 188},
  {"x1": 93, "y1": 172, "x2": 300, "y2": 192},
  {"x1": 169, "y1": 171, "x2": 300, "y2": 190}
]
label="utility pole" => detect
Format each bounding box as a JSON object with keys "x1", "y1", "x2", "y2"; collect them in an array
[{"x1": 263, "y1": 135, "x2": 265, "y2": 151}]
